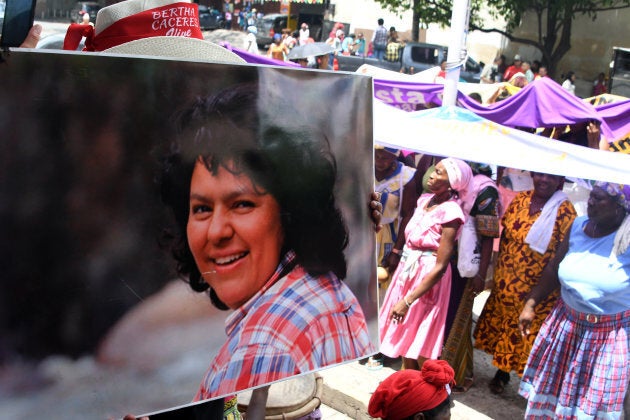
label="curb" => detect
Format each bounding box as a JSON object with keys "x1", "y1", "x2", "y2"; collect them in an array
[{"x1": 319, "y1": 361, "x2": 396, "y2": 419}]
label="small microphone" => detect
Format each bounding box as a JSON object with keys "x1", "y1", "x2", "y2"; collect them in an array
[{"x1": 202, "y1": 270, "x2": 217, "y2": 276}]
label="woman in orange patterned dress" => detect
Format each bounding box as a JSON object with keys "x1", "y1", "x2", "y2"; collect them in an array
[{"x1": 473, "y1": 172, "x2": 576, "y2": 394}]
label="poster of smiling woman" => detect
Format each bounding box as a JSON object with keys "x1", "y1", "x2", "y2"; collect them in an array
[{"x1": 0, "y1": 50, "x2": 377, "y2": 418}]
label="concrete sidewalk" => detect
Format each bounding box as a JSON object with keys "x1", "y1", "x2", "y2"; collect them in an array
[
  {"x1": 317, "y1": 291, "x2": 527, "y2": 419},
  {"x1": 318, "y1": 351, "x2": 526, "y2": 419}
]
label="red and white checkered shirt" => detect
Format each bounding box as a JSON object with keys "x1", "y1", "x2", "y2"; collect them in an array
[{"x1": 194, "y1": 251, "x2": 375, "y2": 400}]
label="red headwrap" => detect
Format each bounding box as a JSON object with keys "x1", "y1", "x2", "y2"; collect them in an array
[{"x1": 368, "y1": 360, "x2": 454, "y2": 420}]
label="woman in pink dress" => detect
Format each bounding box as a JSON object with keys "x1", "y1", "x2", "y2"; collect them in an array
[{"x1": 379, "y1": 158, "x2": 472, "y2": 370}]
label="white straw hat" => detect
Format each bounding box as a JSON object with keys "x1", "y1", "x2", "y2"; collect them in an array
[{"x1": 63, "y1": 0, "x2": 244, "y2": 64}]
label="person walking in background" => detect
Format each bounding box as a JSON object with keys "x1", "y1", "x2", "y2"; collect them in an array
[
  {"x1": 562, "y1": 71, "x2": 577, "y2": 95},
  {"x1": 367, "y1": 146, "x2": 418, "y2": 370},
  {"x1": 534, "y1": 65, "x2": 549, "y2": 80},
  {"x1": 385, "y1": 33, "x2": 402, "y2": 62},
  {"x1": 353, "y1": 32, "x2": 366, "y2": 56},
  {"x1": 592, "y1": 72, "x2": 607, "y2": 96},
  {"x1": 224, "y1": 10, "x2": 232, "y2": 30},
  {"x1": 474, "y1": 172, "x2": 576, "y2": 395},
  {"x1": 388, "y1": 26, "x2": 398, "y2": 43},
  {"x1": 282, "y1": 29, "x2": 297, "y2": 50},
  {"x1": 521, "y1": 61, "x2": 534, "y2": 83},
  {"x1": 379, "y1": 158, "x2": 472, "y2": 371},
  {"x1": 434, "y1": 59, "x2": 447, "y2": 83},
  {"x1": 327, "y1": 22, "x2": 344, "y2": 40},
  {"x1": 298, "y1": 23, "x2": 309, "y2": 46},
  {"x1": 341, "y1": 33, "x2": 355, "y2": 55},
  {"x1": 480, "y1": 56, "x2": 502, "y2": 84},
  {"x1": 372, "y1": 18, "x2": 388, "y2": 61},
  {"x1": 245, "y1": 26, "x2": 258, "y2": 55},
  {"x1": 267, "y1": 33, "x2": 289, "y2": 61},
  {"x1": 442, "y1": 162, "x2": 502, "y2": 393},
  {"x1": 374, "y1": 147, "x2": 418, "y2": 301},
  {"x1": 518, "y1": 182, "x2": 630, "y2": 419},
  {"x1": 503, "y1": 54, "x2": 523, "y2": 83},
  {"x1": 324, "y1": 29, "x2": 344, "y2": 69}
]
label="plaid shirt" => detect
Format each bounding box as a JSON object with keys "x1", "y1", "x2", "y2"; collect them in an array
[{"x1": 194, "y1": 251, "x2": 375, "y2": 400}]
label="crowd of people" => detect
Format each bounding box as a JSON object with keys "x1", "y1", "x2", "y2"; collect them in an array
[
  {"x1": 479, "y1": 53, "x2": 609, "y2": 98},
  {"x1": 220, "y1": 1, "x2": 261, "y2": 32},
  {"x1": 371, "y1": 145, "x2": 629, "y2": 418},
  {"x1": 479, "y1": 54, "x2": 553, "y2": 88},
  {"x1": 260, "y1": 18, "x2": 406, "y2": 69}
]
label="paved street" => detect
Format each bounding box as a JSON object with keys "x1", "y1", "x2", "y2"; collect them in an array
[{"x1": 318, "y1": 290, "x2": 527, "y2": 419}]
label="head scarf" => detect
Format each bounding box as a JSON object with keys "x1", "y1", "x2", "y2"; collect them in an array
[
  {"x1": 368, "y1": 360, "x2": 454, "y2": 420},
  {"x1": 374, "y1": 145, "x2": 401, "y2": 157},
  {"x1": 441, "y1": 157, "x2": 473, "y2": 214},
  {"x1": 594, "y1": 181, "x2": 630, "y2": 213},
  {"x1": 594, "y1": 181, "x2": 630, "y2": 257}
]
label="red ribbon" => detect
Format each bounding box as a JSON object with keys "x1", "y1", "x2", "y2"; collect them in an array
[{"x1": 63, "y1": 23, "x2": 94, "y2": 51}]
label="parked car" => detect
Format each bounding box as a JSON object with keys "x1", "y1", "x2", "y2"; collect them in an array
[
  {"x1": 198, "y1": 5, "x2": 224, "y2": 30},
  {"x1": 71, "y1": 1, "x2": 100, "y2": 23},
  {"x1": 37, "y1": 33, "x2": 84, "y2": 50},
  {"x1": 336, "y1": 42, "x2": 483, "y2": 83},
  {"x1": 608, "y1": 46, "x2": 630, "y2": 97},
  {"x1": 255, "y1": 13, "x2": 296, "y2": 48}
]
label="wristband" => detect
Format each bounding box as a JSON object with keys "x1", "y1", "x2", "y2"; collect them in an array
[
  {"x1": 391, "y1": 248, "x2": 402, "y2": 256},
  {"x1": 404, "y1": 296, "x2": 413, "y2": 307}
]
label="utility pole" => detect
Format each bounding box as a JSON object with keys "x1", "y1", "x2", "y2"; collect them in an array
[{"x1": 442, "y1": 0, "x2": 471, "y2": 107}]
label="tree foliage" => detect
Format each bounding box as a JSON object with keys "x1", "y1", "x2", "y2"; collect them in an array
[{"x1": 373, "y1": 0, "x2": 630, "y2": 77}]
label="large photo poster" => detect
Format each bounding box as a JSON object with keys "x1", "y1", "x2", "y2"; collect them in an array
[{"x1": 0, "y1": 51, "x2": 377, "y2": 418}]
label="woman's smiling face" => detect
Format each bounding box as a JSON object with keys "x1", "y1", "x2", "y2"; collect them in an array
[{"x1": 187, "y1": 160, "x2": 285, "y2": 309}]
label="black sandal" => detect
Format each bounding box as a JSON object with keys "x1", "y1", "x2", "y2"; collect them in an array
[{"x1": 488, "y1": 370, "x2": 510, "y2": 394}]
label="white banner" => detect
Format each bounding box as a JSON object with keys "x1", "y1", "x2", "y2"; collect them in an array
[{"x1": 374, "y1": 102, "x2": 630, "y2": 185}]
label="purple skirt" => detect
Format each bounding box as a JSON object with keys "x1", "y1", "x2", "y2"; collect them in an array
[{"x1": 519, "y1": 299, "x2": 630, "y2": 419}]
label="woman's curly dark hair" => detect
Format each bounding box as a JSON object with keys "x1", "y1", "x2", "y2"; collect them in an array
[{"x1": 159, "y1": 83, "x2": 349, "y2": 310}]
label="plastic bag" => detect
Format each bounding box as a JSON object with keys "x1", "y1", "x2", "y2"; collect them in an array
[{"x1": 457, "y1": 216, "x2": 480, "y2": 278}]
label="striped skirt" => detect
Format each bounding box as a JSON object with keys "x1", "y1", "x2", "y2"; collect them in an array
[{"x1": 518, "y1": 298, "x2": 630, "y2": 419}]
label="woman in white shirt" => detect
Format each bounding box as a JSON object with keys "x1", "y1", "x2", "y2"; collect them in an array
[{"x1": 561, "y1": 71, "x2": 576, "y2": 95}]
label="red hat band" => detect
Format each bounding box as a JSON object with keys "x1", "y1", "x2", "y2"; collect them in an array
[{"x1": 65, "y1": 2, "x2": 203, "y2": 52}]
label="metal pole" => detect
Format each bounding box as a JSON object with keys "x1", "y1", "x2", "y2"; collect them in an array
[{"x1": 442, "y1": 0, "x2": 471, "y2": 106}]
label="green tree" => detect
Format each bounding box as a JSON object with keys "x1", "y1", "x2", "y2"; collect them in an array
[{"x1": 373, "y1": 0, "x2": 630, "y2": 77}]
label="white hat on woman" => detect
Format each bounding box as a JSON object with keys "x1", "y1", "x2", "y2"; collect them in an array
[{"x1": 63, "y1": 0, "x2": 244, "y2": 64}]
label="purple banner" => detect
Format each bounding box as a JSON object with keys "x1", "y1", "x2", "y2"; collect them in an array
[
  {"x1": 371, "y1": 77, "x2": 615, "y2": 140},
  {"x1": 595, "y1": 98, "x2": 630, "y2": 141},
  {"x1": 233, "y1": 50, "x2": 625, "y2": 142},
  {"x1": 373, "y1": 79, "x2": 444, "y2": 111}
]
